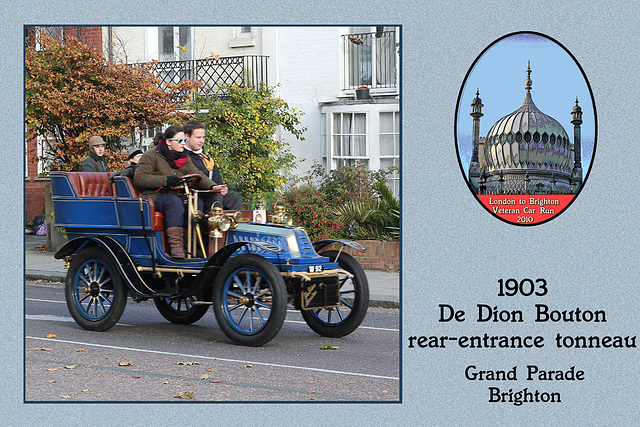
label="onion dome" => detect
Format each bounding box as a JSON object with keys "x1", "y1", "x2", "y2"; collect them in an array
[{"x1": 484, "y1": 63, "x2": 572, "y2": 176}]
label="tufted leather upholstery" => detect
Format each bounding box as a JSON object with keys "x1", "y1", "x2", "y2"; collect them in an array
[{"x1": 67, "y1": 172, "x2": 114, "y2": 198}]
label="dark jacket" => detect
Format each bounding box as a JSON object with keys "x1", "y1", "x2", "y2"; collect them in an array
[
  {"x1": 133, "y1": 146, "x2": 216, "y2": 200},
  {"x1": 186, "y1": 150, "x2": 224, "y2": 184},
  {"x1": 81, "y1": 151, "x2": 110, "y2": 172},
  {"x1": 108, "y1": 164, "x2": 136, "y2": 183}
]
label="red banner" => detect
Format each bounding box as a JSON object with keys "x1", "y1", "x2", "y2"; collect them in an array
[{"x1": 477, "y1": 195, "x2": 575, "y2": 225}]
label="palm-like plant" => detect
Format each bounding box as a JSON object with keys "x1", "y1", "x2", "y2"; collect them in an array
[{"x1": 335, "y1": 180, "x2": 399, "y2": 241}]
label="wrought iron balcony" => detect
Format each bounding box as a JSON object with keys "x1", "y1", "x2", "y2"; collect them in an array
[
  {"x1": 141, "y1": 55, "x2": 269, "y2": 103},
  {"x1": 342, "y1": 30, "x2": 397, "y2": 91}
]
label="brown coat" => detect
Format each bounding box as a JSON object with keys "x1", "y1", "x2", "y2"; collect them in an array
[{"x1": 133, "y1": 146, "x2": 217, "y2": 200}]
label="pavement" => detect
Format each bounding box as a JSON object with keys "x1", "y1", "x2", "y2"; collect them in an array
[{"x1": 24, "y1": 234, "x2": 399, "y2": 308}]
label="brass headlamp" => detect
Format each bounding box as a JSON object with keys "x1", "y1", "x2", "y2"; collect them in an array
[
  {"x1": 270, "y1": 201, "x2": 293, "y2": 226},
  {"x1": 208, "y1": 204, "x2": 230, "y2": 238}
]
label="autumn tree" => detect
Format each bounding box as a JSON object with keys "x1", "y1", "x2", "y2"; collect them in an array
[
  {"x1": 25, "y1": 33, "x2": 198, "y2": 171},
  {"x1": 188, "y1": 83, "x2": 306, "y2": 206}
]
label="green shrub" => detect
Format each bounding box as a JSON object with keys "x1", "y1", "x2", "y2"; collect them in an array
[
  {"x1": 281, "y1": 161, "x2": 398, "y2": 241},
  {"x1": 188, "y1": 83, "x2": 306, "y2": 205},
  {"x1": 282, "y1": 185, "x2": 346, "y2": 241}
]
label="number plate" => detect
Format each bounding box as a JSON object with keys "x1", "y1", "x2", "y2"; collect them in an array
[{"x1": 307, "y1": 265, "x2": 323, "y2": 273}]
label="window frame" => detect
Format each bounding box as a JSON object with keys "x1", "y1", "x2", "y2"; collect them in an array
[{"x1": 342, "y1": 26, "x2": 399, "y2": 95}]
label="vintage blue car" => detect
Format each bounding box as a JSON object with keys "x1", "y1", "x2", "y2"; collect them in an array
[{"x1": 50, "y1": 171, "x2": 369, "y2": 346}]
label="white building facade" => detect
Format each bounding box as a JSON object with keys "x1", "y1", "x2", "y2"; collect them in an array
[{"x1": 104, "y1": 26, "x2": 400, "y2": 195}]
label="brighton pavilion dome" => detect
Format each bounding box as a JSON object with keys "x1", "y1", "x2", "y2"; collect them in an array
[{"x1": 468, "y1": 63, "x2": 583, "y2": 195}]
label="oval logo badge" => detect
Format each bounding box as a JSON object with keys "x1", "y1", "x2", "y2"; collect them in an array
[{"x1": 455, "y1": 32, "x2": 596, "y2": 225}]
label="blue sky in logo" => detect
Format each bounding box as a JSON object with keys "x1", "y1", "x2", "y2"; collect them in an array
[{"x1": 457, "y1": 33, "x2": 595, "y2": 177}]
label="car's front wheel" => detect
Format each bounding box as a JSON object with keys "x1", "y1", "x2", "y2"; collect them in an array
[{"x1": 212, "y1": 254, "x2": 287, "y2": 346}]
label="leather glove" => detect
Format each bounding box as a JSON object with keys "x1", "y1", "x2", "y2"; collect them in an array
[{"x1": 166, "y1": 176, "x2": 183, "y2": 187}]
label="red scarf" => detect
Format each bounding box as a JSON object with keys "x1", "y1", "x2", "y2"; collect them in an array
[{"x1": 157, "y1": 139, "x2": 188, "y2": 169}]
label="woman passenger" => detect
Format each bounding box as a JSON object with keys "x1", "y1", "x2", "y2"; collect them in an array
[{"x1": 134, "y1": 125, "x2": 218, "y2": 259}]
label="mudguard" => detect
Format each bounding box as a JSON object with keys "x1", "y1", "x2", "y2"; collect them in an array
[
  {"x1": 55, "y1": 236, "x2": 155, "y2": 297},
  {"x1": 313, "y1": 239, "x2": 367, "y2": 254}
]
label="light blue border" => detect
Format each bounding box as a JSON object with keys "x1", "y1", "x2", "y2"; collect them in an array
[{"x1": 7, "y1": 0, "x2": 640, "y2": 425}]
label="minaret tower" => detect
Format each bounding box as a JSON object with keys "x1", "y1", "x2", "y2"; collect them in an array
[
  {"x1": 571, "y1": 97, "x2": 583, "y2": 191},
  {"x1": 469, "y1": 89, "x2": 483, "y2": 191}
]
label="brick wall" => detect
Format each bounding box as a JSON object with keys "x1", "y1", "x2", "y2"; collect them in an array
[
  {"x1": 25, "y1": 179, "x2": 47, "y2": 221},
  {"x1": 25, "y1": 129, "x2": 47, "y2": 221},
  {"x1": 323, "y1": 240, "x2": 399, "y2": 272}
]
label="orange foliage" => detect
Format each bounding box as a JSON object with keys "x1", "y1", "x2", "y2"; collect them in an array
[{"x1": 25, "y1": 34, "x2": 200, "y2": 171}]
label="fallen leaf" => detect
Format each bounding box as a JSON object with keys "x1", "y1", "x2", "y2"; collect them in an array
[
  {"x1": 207, "y1": 368, "x2": 215, "y2": 372},
  {"x1": 118, "y1": 362, "x2": 132, "y2": 367},
  {"x1": 308, "y1": 391, "x2": 316, "y2": 394},
  {"x1": 64, "y1": 364, "x2": 79, "y2": 369},
  {"x1": 47, "y1": 380, "x2": 56, "y2": 383},
  {"x1": 176, "y1": 361, "x2": 200, "y2": 366},
  {"x1": 75, "y1": 349, "x2": 86, "y2": 352},
  {"x1": 209, "y1": 380, "x2": 221, "y2": 383},
  {"x1": 161, "y1": 381, "x2": 169, "y2": 384},
  {"x1": 382, "y1": 390, "x2": 389, "y2": 394},
  {"x1": 29, "y1": 348, "x2": 52, "y2": 351},
  {"x1": 241, "y1": 364, "x2": 254, "y2": 369},
  {"x1": 132, "y1": 375, "x2": 142, "y2": 379},
  {"x1": 320, "y1": 345, "x2": 339, "y2": 350},
  {"x1": 47, "y1": 368, "x2": 58, "y2": 372},
  {"x1": 60, "y1": 395, "x2": 70, "y2": 399},
  {"x1": 174, "y1": 391, "x2": 195, "y2": 399},
  {"x1": 46, "y1": 334, "x2": 57, "y2": 338},
  {"x1": 200, "y1": 374, "x2": 210, "y2": 380},
  {"x1": 82, "y1": 389, "x2": 90, "y2": 392}
]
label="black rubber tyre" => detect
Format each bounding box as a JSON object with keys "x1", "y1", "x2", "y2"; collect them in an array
[
  {"x1": 212, "y1": 254, "x2": 287, "y2": 346},
  {"x1": 300, "y1": 250, "x2": 369, "y2": 338},
  {"x1": 153, "y1": 291, "x2": 210, "y2": 325},
  {"x1": 65, "y1": 247, "x2": 127, "y2": 331}
]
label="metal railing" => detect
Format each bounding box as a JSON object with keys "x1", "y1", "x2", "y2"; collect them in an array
[
  {"x1": 139, "y1": 55, "x2": 269, "y2": 103},
  {"x1": 342, "y1": 30, "x2": 397, "y2": 91}
]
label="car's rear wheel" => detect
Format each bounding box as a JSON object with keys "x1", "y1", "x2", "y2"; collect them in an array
[
  {"x1": 154, "y1": 292, "x2": 210, "y2": 325},
  {"x1": 65, "y1": 247, "x2": 127, "y2": 331}
]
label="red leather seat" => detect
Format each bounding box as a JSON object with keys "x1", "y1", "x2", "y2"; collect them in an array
[{"x1": 67, "y1": 172, "x2": 114, "y2": 198}]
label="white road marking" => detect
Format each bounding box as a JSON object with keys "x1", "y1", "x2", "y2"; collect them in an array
[
  {"x1": 26, "y1": 314, "x2": 133, "y2": 326},
  {"x1": 283, "y1": 319, "x2": 399, "y2": 332},
  {"x1": 26, "y1": 298, "x2": 66, "y2": 304},
  {"x1": 25, "y1": 336, "x2": 399, "y2": 381}
]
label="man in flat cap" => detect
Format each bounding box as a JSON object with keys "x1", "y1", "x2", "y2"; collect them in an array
[{"x1": 81, "y1": 136, "x2": 110, "y2": 172}]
